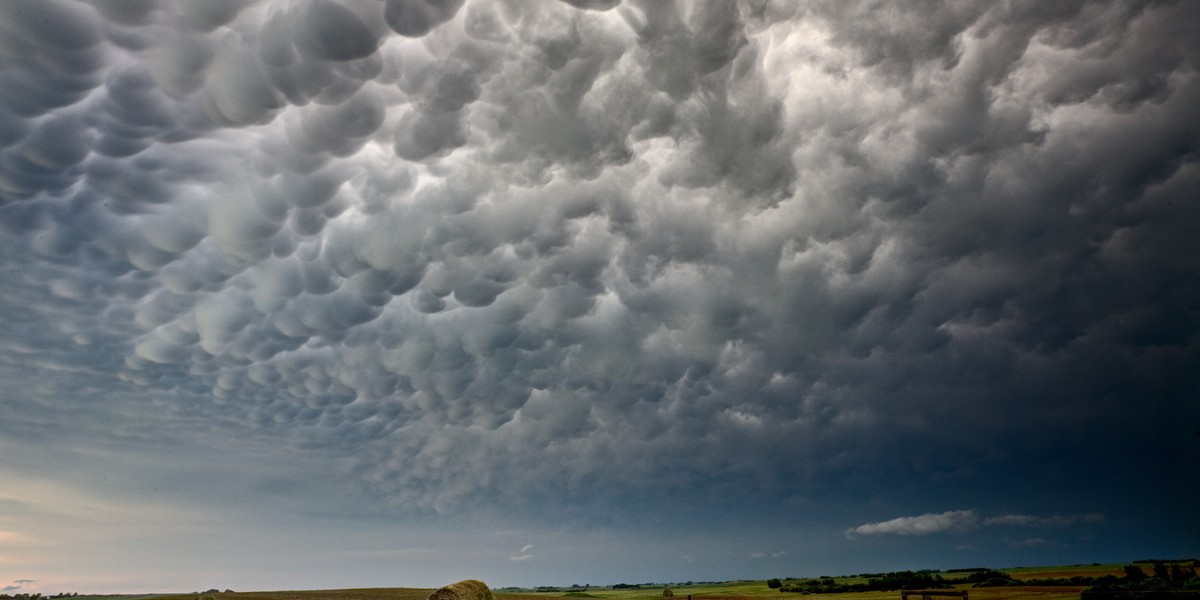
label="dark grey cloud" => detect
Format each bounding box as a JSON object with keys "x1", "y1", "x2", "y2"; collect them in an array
[
  {"x1": 1, "y1": 1, "x2": 1198, "y2": 586},
  {"x1": 386, "y1": 0, "x2": 466, "y2": 38}
]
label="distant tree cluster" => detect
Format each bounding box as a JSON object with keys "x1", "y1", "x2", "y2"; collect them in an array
[
  {"x1": 507, "y1": 581, "x2": 707, "y2": 595},
  {"x1": 777, "y1": 571, "x2": 952, "y2": 593},
  {"x1": 955, "y1": 569, "x2": 1099, "y2": 588},
  {"x1": 958, "y1": 563, "x2": 1200, "y2": 592},
  {"x1": 945, "y1": 563, "x2": 1198, "y2": 596},
  {"x1": 1133, "y1": 559, "x2": 1200, "y2": 567},
  {"x1": 2, "y1": 594, "x2": 79, "y2": 600},
  {"x1": 767, "y1": 563, "x2": 1200, "y2": 597},
  {"x1": 960, "y1": 570, "x2": 1015, "y2": 587},
  {"x1": 1083, "y1": 562, "x2": 1200, "y2": 600}
]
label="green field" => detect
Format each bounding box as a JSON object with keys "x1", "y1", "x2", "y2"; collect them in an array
[
  {"x1": 128, "y1": 562, "x2": 1181, "y2": 600},
  {"x1": 140, "y1": 585, "x2": 1080, "y2": 600}
]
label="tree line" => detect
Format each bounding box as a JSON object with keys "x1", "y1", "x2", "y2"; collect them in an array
[
  {"x1": 769, "y1": 571, "x2": 953, "y2": 593},
  {"x1": 961, "y1": 563, "x2": 1199, "y2": 590},
  {"x1": 767, "y1": 562, "x2": 1200, "y2": 595},
  {"x1": 1082, "y1": 563, "x2": 1200, "y2": 600},
  {"x1": 1, "y1": 594, "x2": 79, "y2": 600}
]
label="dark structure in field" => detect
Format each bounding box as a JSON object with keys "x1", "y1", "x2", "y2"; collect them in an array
[{"x1": 901, "y1": 591, "x2": 967, "y2": 600}]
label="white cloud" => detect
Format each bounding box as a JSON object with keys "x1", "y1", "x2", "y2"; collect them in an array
[
  {"x1": 846, "y1": 510, "x2": 980, "y2": 537},
  {"x1": 850, "y1": 510, "x2": 1106, "y2": 538},
  {"x1": 509, "y1": 544, "x2": 535, "y2": 561},
  {"x1": 751, "y1": 550, "x2": 787, "y2": 559}
]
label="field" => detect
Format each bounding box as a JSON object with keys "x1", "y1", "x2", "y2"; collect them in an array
[
  {"x1": 999, "y1": 565, "x2": 1127, "y2": 581},
  {"x1": 131, "y1": 563, "x2": 1148, "y2": 600},
  {"x1": 139, "y1": 588, "x2": 1088, "y2": 600}
]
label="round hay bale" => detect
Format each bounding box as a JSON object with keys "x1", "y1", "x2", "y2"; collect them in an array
[
  {"x1": 427, "y1": 580, "x2": 494, "y2": 600},
  {"x1": 663, "y1": 589, "x2": 674, "y2": 597}
]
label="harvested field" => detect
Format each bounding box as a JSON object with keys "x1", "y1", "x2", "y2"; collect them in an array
[
  {"x1": 965, "y1": 587, "x2": 1088, "y2": 600},
  {"x1": 148, "y1": 586, "x2": 1088, "y2": 600},
  {"x1": 143, "y1": 564, "x2": 1145, "y2": 600},
  {"x1": 153, "y1": 589, "x2": 434, "y2": 600},
  {"x1": 1004, "y1": 565, "x2": 1128, "y2": 581}
]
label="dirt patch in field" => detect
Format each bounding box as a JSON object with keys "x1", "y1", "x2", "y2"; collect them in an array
[{"x1": 961, "y1": 587, "x2": 1087, "y2": 600}]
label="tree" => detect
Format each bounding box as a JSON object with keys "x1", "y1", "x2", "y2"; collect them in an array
[
  {"x1": 767, "y1": 579, "x2": 782, "y2": 589},
  {"x1": 1124, "y1": 565, "x2": 1147, "y2": 581},
  {"x1": 1154, "y1": 563, "x2": 1171, "y2": 581}
]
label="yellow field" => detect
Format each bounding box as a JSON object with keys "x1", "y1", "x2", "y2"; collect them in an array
[
  {"x1": 778, "y1": 591, "x2": 1084, "y2": 600},
  {"x1": 141, "y1": 564, "x2": 1154, "y2": 600},
  {"x1": 147, "y1": 588, "x2": 1089, "y2": 600},
  {"x1": 146, "y1": 585, "x2": 1082, "y2": 600},
  {"x1": 1001, "y1": 567, "x2": 1126, "y2": 581},
  {"x1": 147, "y1": 585, "x2": 1095, "y2": 600}
]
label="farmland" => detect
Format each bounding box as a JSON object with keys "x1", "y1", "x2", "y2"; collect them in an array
[{"x1": 118, "y1": 562, "x2": 1196, "y2": 600}]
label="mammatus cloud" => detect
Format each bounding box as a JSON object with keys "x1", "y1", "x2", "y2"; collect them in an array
[
  {"x1": 847, "y1": 511, "x2": 1106, "y2": 537},
  {"x1": 0, "y1": 0, "x2": 1197, "y2": 540}
]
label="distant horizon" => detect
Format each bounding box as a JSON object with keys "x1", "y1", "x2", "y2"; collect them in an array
[{"x1": 11, "y1": 558, "x2": 1200, "y2": 597}]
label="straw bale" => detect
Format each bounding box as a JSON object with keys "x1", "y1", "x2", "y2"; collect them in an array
[{"x1": 427, "y1": 580, "x2": 494, "y2": 600}]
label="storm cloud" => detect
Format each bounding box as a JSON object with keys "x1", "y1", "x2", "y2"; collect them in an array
[{"x1": 1, "y1": 0, "x2": 1198, "y2": 590}]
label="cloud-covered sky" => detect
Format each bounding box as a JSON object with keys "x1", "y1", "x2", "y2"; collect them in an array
[{"x1": 1, "y1": 0, "x2": 1197, "y2": 593}]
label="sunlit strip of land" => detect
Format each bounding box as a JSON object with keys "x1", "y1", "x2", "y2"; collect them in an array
[{"x1": 59, "y1": 563, "x2": 1154, "y2": 600}]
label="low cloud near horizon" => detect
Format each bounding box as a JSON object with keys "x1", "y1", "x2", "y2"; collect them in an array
[
  {"x1": 1, "y1": 0, "x2": 1197, "y2": 593},
  {"x1": 846, "y1": 510, "x2": 1106, "y2": 538}
]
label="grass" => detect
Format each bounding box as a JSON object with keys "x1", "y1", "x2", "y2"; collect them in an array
[
  {"x1": 149, "y1": 589, "x2": 433, "y2": 600},
  {"x1": 156, "y1": 587, "x2": 1084, "y2": 600},
  {"x1": 136, "y1": 562, "x2": 1174, "y2": 600},
  {"x1": 1000, "y1": 565, "x2": 1128, "y2": 581}
]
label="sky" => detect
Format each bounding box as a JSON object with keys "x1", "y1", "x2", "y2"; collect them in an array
[{"x1": 1, "y1": 0, "x2": 1198, "y2": 594}]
